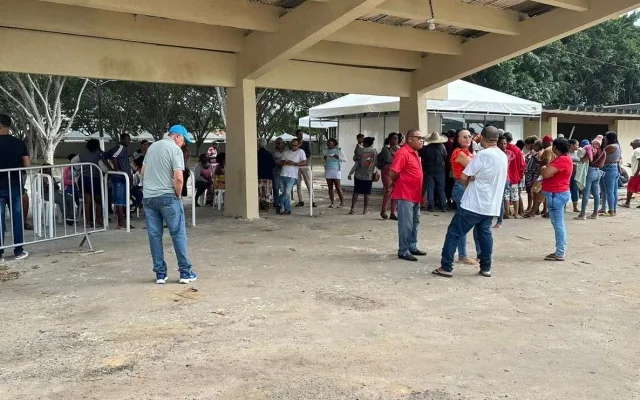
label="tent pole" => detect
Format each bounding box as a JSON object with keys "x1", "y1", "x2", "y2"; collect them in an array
[{"x1": 309, "y1": 118, "x2": 313, "y2": 217}]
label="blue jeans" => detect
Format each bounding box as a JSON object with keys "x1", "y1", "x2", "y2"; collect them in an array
[
  {"x1": 111, "y1": 180, "x2": 127, "y2": 207},
  {"x1": 441, "y1": 207, "x2": 493, "y2": 273},
  {"x1": 143, "y1": 194, "x2": 192, "y2": 276},
  {"x1": 451, "y1": 181, "x2": 479, "y2": 258},
  {"x1": 425, "y1": 171, "x2": 448, "y2": 210},
  {"x1": 570, "y1": 168, "x2": 579, "y2": 203},
  {"x1": 543, "y1": 191, "x2": 570, "y2": 257},
  {"x1": 0, "y1": 187, "x2": 24, "y2": 257},
  {"x1": 602, "y1": 164, "x2": 619, "y2": 213},
  {"x1": 272, "y1": 175, "x2": 282, "y2": 208},
  {"x1": 580, "y1": 167, "x2": 601, "y2": 215},
  {"x1": 279, "y1": 176, "x2": 297, "y2": 212},
  {"x1": 396, "y1": 199, "x2": 420, "y2": 256}
]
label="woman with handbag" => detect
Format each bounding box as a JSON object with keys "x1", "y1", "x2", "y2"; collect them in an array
[
  {"x1": 575, "y1": 135, "x2": 605, "y2": 220},
  {"x1": 347, "y1": 137, "x2": 378, "y2": 215}
]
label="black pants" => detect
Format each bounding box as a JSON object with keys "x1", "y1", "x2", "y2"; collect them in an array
[{"x1": 182, "y1": 168, "x2": 190, "y2": 197}]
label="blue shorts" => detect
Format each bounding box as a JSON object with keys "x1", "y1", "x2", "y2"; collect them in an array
[{"x1": 111, "y1": 180, "x2": 127, "y2": 206}]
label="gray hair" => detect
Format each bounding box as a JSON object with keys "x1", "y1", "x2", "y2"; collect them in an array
[{"x1": 258, "y1": 138, "x2": 268, "y2": 148}]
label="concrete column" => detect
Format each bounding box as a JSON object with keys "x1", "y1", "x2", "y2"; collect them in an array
[
  {"x1": 549, "y1": 116, "x2": 558, "y2": 137},
  {"x1": 225, "y1": 79, "x2": 259, "y2": 219},
  {"x1": 399, "y1": 90, "x2": 428, "y2": 135}
]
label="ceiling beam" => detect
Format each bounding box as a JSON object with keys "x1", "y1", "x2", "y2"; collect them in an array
[
  {"x1": 256, "y1": 61, "x2": 412, "y2": 97},
  {"x1": 0, "y1": 27, "x2": 236, "y2": 87},
  {"x1": 297, "y1": 41, "x2": 422, "y2": 70},
  {"x1": 239, "y1": 0, "x2": 387, "y2": 80},
  {"x1": 1, "y1": 0, "x2": 244, "y2": 53},
  {"x1": 328, "y1": 20, "x2": 462, "y2": 54},
  {"x1": 534, "y1": 0, "x2": 590, "y2": 12},
  {"x1": 375, "y1": 0, "x2": 521, "y2": 35},
  {"x1": 35, "y1": 0, "x2": 280, "y2": 32},
  {"x1": 412, "y1": 0, "x2": 640, "y2": 92}
]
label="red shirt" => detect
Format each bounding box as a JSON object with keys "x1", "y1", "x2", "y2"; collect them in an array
[
  {"x1": 506, "y1": 143, "x2": 526, "y2": 183},
  {"x1": 450, "y1": 148, "x2": 473, "y2": 179},
  {"x1": 542, "y1": 155, "x2": 572, "y2": 193},
  {"x1": 391, "y1": 144, "x2": 423, "y2": 204}
]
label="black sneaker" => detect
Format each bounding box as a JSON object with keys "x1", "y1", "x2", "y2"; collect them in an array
[
  {"x1": 294, "y1": 202, "x2": 305, "y2": 207},
  {"x1": 282, "y1": 210, "x2": 291, "y2": 215}
]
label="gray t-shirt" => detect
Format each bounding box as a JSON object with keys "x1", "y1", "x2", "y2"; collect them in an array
[{"x1": 143, "y1": 138, "x2": 184, "y2": 198}]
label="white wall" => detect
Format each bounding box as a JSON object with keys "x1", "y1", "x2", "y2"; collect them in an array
[
  {"x1": 338, "y1": 116, "x2": 399, "y2": 190},
  {"x1": 505, "y1": 117, "x2": 525, "y2": 142}
]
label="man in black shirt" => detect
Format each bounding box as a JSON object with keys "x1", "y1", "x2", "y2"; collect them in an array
[
  {"x1": 0, "y1": 114, "x2": 30, "y2": 261},
  {"x1": 294, "y1": 129, "x2": 316, "y2": 208},
  {"x1": 419, "y1": 132, "x2": 449, "y2": 212}
]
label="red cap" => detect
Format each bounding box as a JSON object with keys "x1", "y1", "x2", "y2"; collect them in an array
[{"x1": 542, "y1": 135, "x2": 554, "y2": 144}]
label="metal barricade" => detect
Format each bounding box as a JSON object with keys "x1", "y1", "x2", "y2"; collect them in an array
[
  {"x1": 0, "y1": 163, "x2": 107, "y2": 253},
  {"x1": 103, "y1": 171, "x2": 131, "y2": 233},
  {"x1": 190, "y1": 170, "x2": 196, "y2": 227}
]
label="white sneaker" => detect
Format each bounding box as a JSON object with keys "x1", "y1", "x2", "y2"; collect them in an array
[{"x1": 15, "y1": 251, "x2": 29, "y2": 261}]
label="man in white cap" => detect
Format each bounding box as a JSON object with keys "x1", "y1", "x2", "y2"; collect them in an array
[
  {"x1": 141, "y1": 124, "x2": 197, "y2": 284},
  {"x1": 621, "y1": 138, "x2": 640, "y2": 208}
]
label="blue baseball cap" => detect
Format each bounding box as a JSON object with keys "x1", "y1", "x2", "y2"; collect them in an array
[{"x1": 169, "y1": 124, "x2": 194, "y2": 144}]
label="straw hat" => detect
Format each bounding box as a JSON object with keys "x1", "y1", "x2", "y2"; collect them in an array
[{"x1": 424, "y1": 132, "x2": 448, "y2": 144}]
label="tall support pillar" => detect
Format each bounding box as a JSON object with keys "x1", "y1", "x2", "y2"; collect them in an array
[
  {"x1": 399, "y1": 90, "x2": 428, "y2": 136},
  {"x1": 549, "y1": 116, "x2": 559, "y2": 137},
  {"x1": 225, "y1": 79, "x2": 259, "y2": 219}
]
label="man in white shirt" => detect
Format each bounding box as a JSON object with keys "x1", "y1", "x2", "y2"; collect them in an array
[
  {"x1": 278, "y1": 139, "x2": 307, "y2": 215},
  {"x1": 433, "y1": 125, "x2": 507, "y2": 278},
  {"x1": 621, "y1": 138, "x2": 640, "y2": 208}
]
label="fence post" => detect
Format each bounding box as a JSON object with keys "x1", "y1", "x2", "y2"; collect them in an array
[{"x1": 190, "y1": 170, "x2": 196, "y2": 227}]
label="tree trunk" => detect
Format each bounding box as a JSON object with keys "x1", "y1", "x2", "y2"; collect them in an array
[{"x1": 43, "y1": 139, "x2": 56, "y2": 164}]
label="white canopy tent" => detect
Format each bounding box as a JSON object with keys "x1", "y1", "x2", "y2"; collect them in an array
[
  {"x1": 309, "y1": 80, "x2": 542, "y2": 118},
  {"x1": 270, "y1": 133, "x2": 318, "y2": 142},
  {"x1": 298, "y1": 116, "x2": 338, "y2": 129}
]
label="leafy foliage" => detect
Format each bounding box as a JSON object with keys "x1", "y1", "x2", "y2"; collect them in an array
[{"x1": 468, "y1": 13, "x2": 640, "y2": 107}]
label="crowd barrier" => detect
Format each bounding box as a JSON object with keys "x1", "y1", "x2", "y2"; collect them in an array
[{"x1": 0, "y1": 163, "x2": 107, "y2": 252}]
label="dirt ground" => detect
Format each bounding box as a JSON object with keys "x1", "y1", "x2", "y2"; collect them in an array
[{"x1": 1, "y1": 176, "x2": 639, "y2": 400}]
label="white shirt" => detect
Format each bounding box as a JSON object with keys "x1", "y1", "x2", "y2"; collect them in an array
[
  {"x1": 280, "y1": 149, "x2": 307, "y2": 179},
  {"x1": 631, "y1": 147, "x2": 640, "y2": 175},
  {"x1": 461, "y1": 147, "x2": 508, "y2": 217}
]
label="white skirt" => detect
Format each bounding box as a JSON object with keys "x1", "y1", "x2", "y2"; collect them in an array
[{"x1": 325, "y1": 169, "x2": 341, "y2": 180}]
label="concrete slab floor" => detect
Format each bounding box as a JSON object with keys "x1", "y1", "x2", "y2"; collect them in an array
[{"x1": 0, "y1": 191, "x2": 639, "y2": 400}]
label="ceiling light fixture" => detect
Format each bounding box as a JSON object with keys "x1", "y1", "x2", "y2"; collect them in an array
[{"x1": 427, "y1": 0, "x2": 436, "y2": 31}]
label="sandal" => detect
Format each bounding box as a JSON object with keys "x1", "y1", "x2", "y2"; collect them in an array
[
  {"x1": 328, "y1": 204, "x2": 334, "y2": 208},
  {"x1": 432, "y1": 268, "x2": 453, "y2": 278},
  {"x1": 389, "y1": 214, "x2": 398, "y2": 221},
  {"x1": 458, "y1": 257, "x2": 478, "y2": 265},
  {"x1": 349, "y1": 209, "x2": 355, "y2": 215},
  {"x1": 380, "y1": 212, "x2": 388, "y2": 220},
  {"x1": 544, "y1": 253, "x2": 565, "y2": 262},
  {"x1": 573, "y1": 215, "x2": 586, "y2": 220},
  {"x1": 587, "y1": 214, "x2": 598, "y2": 220}
]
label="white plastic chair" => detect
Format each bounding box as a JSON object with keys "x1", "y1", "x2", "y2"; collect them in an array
[{"x1": 214, "y1": 189, "x2": 225, "y2": 210}]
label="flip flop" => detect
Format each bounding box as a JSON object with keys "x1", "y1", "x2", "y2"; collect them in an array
[
  {"x1": 328, "y1": 204, "x2": 334, "y2": 208},
  {"x1": 348, "y1": 210, "x2": 355, "y2": 215},
  {"x1": 432, "y1": 268, "x2": 453, "y2": 278},
  {"x1": 544, "y1": 253, "x2": 565, "y2": 262},
  {"x1": 573, "y1": 216, "x2": 586, "y2": 220},
  {"x1": 619, "y1": 203, "x2": 630, "y2": 208},
  {"x1": 587, "y1": 214, "x2": 598, "y2": 220}
]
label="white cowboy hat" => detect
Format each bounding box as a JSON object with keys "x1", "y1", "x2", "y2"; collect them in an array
[{"x1": 424, "y1": 131, "x2": 448, "y2": 144}]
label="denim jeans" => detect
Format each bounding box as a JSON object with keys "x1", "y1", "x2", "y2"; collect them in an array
[
  {"x1": 569, "y1": 169, "x2": 579, "y2": 203},
  {"x1": 580, "y1": 167, "x2": 601, "y2": 215},
  {"x1": 543, "y1": 191, "x2": 570, "y2": 257},
  {"x1": 143, "y1": 194, "x2": 192, "y2": 275},
  {"x1": 602, "y1": 164, "x2": 619, "y2": 213},
  {"x1": 441, "y1": 207, "x2": 493, "y2": 273},
  {"x1": 278, "y1": 176, "x2": 297, "y2": 212},
  {"x1": 425, "y1": 171, "x2": 448, "y2": 210},
  {"x1": 272, "y1": 175, "x2": 282, "y2": 208},
  {"x1": 0, "y1": 187, "x2": 25, "y2": 257},
  {"x1": 111, "y1": 180, "x2": 127, "y2": 207},
  {"x1": 396, "y1": 199, "x2": 420, "y2": 256},
  {"x1": 451, "y1": 181, "x2": 479, "y2": 258}
]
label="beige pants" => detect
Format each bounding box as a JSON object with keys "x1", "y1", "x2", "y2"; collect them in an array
[{"x1": 296, "y1": 166, "x2": 313, "y2": 203}]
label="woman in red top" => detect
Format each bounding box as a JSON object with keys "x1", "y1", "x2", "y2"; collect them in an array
[
  {"x1": 449, "y1": 129, "x2": 478, "y2": 265},
  {"x1": 540, "y1": 138, "x2": 572, "y2": 262}
]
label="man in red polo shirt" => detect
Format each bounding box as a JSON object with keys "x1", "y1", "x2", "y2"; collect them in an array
[{"x1": 388, "y1": 129, "x2": 426, "y2": 261}]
